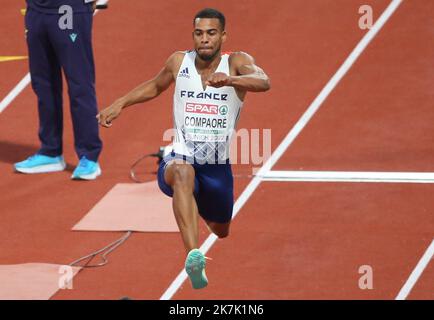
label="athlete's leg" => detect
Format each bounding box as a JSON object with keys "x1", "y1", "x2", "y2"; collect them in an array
[
  {"x1": 195, "y1": 162, "x2": 234, "y2": 238},
  {"x1": 164, "y1": 160, "x2": 200, "y2": 254},
  {"x1": 205, "y1": 220, "x2": 230, "y2": 238}
]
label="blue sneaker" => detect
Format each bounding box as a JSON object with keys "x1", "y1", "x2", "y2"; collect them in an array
[
  {"x1": 71, "y1": 156, "x2": 101, "y2": 180},
  {"x1": 14, "y1": 154, "x2": 66, "y2": 174},
  {"x1": 185, "y1": 249, "x2": 208, "y2": 289}
]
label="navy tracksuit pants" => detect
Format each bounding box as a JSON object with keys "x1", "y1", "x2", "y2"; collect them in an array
[{"x1": 25, "y1": 7, "x2": 102, "y2": 162}]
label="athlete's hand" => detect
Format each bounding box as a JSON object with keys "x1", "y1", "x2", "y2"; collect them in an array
[
  {"x1": 96, "y1": 103, "x2": 123, "y2": 128},
  {"x1": 205, "y1": 72, "x2": 232, "y2": 88}
]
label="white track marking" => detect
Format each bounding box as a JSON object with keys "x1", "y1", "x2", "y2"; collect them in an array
[
  {"x1": 159, "y1": 0, "x2": 403, "y2": 301},
  {"x1": 260, "y1": 171, "x2": 434, "y2": 184},
  {"x1": 0, "y1": 0, "x2": 109, "y2": 114},
  {"x1": 396, "y1": 240, "x2": 434, "y2": 300},
  {"x1": 0, "y1": 73, "x2": 30, "y2": 114}
]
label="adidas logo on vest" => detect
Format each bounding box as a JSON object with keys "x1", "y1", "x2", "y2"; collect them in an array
[{"x1": 178, "y1": 67, "x2": 190, "y2": 79}]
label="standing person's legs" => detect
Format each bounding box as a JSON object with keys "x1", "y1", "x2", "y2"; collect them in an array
[
  {"x1": 47, "y1": 12, "x2": 102, "y2": 162},
  {"x1": 26, "y1": 9, "x2": 64, "y2": 157}
]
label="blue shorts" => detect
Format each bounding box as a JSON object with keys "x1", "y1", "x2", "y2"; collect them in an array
[{"x1": 157, "y1": 153, "x2": 234, "y2": 224}]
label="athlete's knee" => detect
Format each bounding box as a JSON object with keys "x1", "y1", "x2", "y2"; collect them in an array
[
  {"x1": 171, "y1": 164, "x2": 195, "y2": 189},
  {"x1": 207, "y1": 222, "x2": 230, "y2": 239},
  {"x1": 214, "y1": 229, "x2": 229, "y2": 239}
]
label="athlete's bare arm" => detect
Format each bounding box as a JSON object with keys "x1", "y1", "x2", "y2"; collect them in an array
[
  {"x1": 205, "y1": 52, "x2": 270, "y2": 96},
  {"x1": 97, "y1": 52, "x2": 184, "y2": 128}
]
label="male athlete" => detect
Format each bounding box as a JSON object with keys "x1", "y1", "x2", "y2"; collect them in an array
[{"x1": 97, "y1": 8, "x2": 270, "y2": 289}]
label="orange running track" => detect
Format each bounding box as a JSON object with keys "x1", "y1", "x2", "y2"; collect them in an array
[{"x1": 0, "y1": 0, "x2": 432, "y2": 300}]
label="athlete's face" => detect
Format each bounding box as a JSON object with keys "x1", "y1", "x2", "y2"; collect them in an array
[{"x1": 193, "y1": 18, "x2": 226, "y2": 61}]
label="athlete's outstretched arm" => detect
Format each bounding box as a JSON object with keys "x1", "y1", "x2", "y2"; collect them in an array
[
  {"x1": 205, "y1": 52, "x2": 271, "y2": 92},
  {"x1": 97, "y1": 52, "x2": 182, "y2": 128}
]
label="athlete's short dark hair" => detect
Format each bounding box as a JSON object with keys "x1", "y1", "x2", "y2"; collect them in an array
[{"x1": 193, "y1": 8, "x2": 226, "y2": 31}]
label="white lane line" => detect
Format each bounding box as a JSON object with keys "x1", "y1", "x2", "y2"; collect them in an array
[
  {"x1": 260, "y1": 171, "x2": 434, "y2": 184},
  {"x1": 396, "y1": 240, "x2": 434, "y2": 300},
  {"x1": 0, "y1": 0, "x2": 109, "y2": 114},
  {"x1": 0, "y1": 73, "x2": 31, "y2": 114},
  {"x1": 159, "y1": 0, "x2": 403, "y2": 301}
]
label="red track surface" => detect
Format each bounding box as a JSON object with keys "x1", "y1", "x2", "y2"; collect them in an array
[
  {"x1": 0, "y1": 4, "x2": 28, "y2": 100},
  {"x1": 0, "y1": 0, "x2": 432, "y2": 299}
]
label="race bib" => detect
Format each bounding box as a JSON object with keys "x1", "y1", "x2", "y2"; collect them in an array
[{"x1": 183, "y1": 102, "x2": 229, "y2": 142}]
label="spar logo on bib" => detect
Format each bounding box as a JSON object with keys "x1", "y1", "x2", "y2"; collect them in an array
[
  {"x1": 185, "y1": 103, "x2": 218, "y2": 115},
  {"x1": 219, "y1": 105, "x2": 228, "y2": 116}
]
